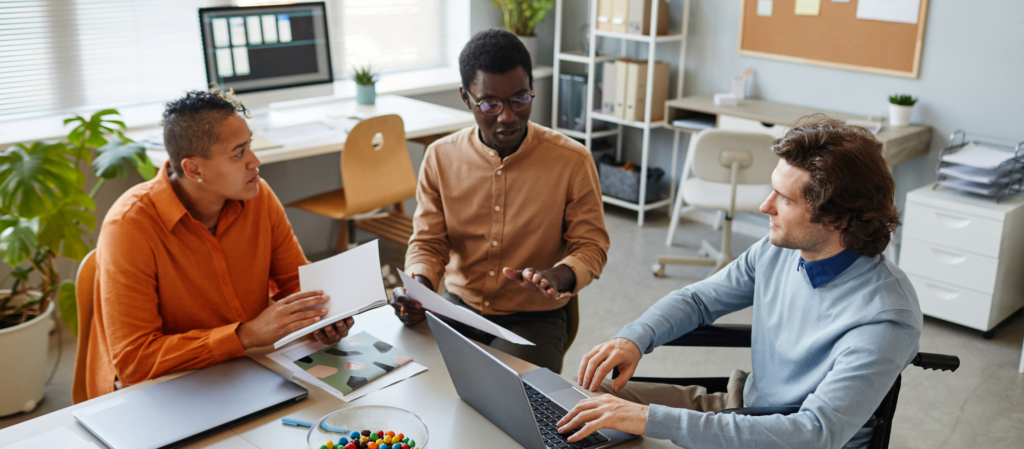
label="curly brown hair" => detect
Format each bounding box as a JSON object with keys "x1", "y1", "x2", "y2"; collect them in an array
[{"x1": 771, "y1": 115, "x2": 901, "y2": 257}]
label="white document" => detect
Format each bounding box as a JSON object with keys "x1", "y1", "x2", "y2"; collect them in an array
[
  {"x1": 941, "y1": 143, "x2": 1017, "y2": 170},
  {"x1": 856, "y1": 0, "x2": 921, "y2": 24},
  {"x1": 939, "y1": 164, "x2": 1016, "y2": 184},
  {"x1": 267, "y1": 339, "x2": 427, "y2": 402},
  {"x1": 757, "y1": 0, "x2": 773, "y2": 17},
  {"x1": 397, "y1": 270, "x2": 534, "y2": 346},
  {"x1": 5, "y1": 427, "x2": 100, "y2": 449},
  {"x1": 274, "y1": 240, "x2": 388, "y2": 349}
]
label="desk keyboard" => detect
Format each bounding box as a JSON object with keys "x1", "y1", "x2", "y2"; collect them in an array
[{"x1": 524, "y1": 382, "x2": 610, "y2": 449}]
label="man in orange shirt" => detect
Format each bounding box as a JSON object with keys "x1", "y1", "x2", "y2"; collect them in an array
[
  {"x1": 392, "y1": 30, "x2": 610, "y2": 373},
  {"x1": 84, "y1": 90, "x2": 352, "y2": 399}
]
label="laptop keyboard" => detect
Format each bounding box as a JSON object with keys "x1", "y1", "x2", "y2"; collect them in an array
[{"x1": 524, "y1": 382, "x2": 610, "y2": 449}]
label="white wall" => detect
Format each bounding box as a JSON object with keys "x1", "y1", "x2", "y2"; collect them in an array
[{"x1": 560, "y1": 0, "x2": 1024, "y2": 229}]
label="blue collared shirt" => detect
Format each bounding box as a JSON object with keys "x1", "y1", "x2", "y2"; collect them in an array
[{"x1": 798, "y1": 248, "x2": 861, "y2": 289}]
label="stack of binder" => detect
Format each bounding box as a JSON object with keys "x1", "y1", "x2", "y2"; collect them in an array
[
  {"x1": 935, "y1": 131, "x2": 1024, "y2": 201},
  {"x1": 558, "y1": 74, "x2": 588, "y2": 131}
]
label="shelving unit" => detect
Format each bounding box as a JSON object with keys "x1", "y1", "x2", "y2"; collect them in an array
[{"x1": 551, "y1": 0, "x2": 691, "y2": 226}]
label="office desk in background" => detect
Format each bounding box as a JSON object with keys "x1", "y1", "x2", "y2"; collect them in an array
[
  {"x1": 665, "y1": 94, "x2": 933, "y2": 167},
  {"x1": 141, "y1": 95, "x2": 476, "y2": 167},
  {"x1": 0, "y1": 307, "x2": 672, "y2": 449}
]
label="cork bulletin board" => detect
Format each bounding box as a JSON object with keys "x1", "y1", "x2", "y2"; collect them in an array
[{"x1": 738, "y1": 0, "x2": 929, "y2": 78}]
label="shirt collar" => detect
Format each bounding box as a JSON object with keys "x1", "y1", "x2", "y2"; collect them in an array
[
  {"x1": 798, "y1": 248, "x2": 860, "y2": 289},
  {"x1": 149, "y1": 161, "x2": 246, "y2": 232},
  {"x1": 473, "y1": 121, "x2": 535, "y2": 161},
  {"x1": 151, "y1": 161, "x2": 190, "y2": 231}
]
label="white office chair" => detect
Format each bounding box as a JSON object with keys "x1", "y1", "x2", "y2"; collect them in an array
[{"x1": 654, "y1": 129, "x2": 777, "y2": 277}]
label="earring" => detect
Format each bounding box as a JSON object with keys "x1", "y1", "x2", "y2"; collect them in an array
[{"x1": 198, "y1": 178, "x2": 203, "y2": 183}]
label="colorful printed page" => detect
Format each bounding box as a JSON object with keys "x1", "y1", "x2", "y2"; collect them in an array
[{"x1": 292, "y1": 331, "x2": 414, "y2": 395}]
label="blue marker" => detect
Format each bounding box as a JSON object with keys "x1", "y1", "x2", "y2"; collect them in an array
[
  {"x1": 281, "y1": 417, "x2": 349, "y2": 434},
  {"x1": 281, "y1": 417, "x2": 314, "y2": 428}
]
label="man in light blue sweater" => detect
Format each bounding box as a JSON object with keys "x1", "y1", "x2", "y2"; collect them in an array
[{"x1": 557, "y1": 117, "x2": 922, "y2": 448}]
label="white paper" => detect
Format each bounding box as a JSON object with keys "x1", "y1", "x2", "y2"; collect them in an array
[
  {"x1": 5, "y1": 427, "x2": 100, "y2": 449},
  {"x1": 397, "y1": 270, "x2": 534, "y2": 346},
  {"x1": 941, "y1": 143, "x2": 1017, "y2": 170},
  {"x1": 274, "y1": 240, "x2": 387, "y2": 349},
  {"x1": 267, "y1": 339, "x2": 427, "y2": 402},
  {"x1": 856, "y1": 0, "x2": 921, "y2": 24},
  {"x1": 939, "y1": 164, "x2": 1016, "y2": 184},
  {"x1": 756, "y1": 0, "x2": 773, "y2": 16}
]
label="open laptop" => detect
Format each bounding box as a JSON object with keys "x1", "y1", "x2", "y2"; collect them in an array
[
  {"x1": 426, "y1": 312, "x2": 637, "y2": 449},
  {"x1": 74, "y1": 357, "x2": 307, "y2": 449}
]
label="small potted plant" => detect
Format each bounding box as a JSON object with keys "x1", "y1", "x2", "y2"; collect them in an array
[
  {"x1": 493, "y1": 0, "x2": 555, "y2": 62},
  {"x1": 0, "y1": 110, "x2": 154, "y2": 416},
  {"x1": 352, "y1": 65, "x2": 380, "y2": 106},
  {"x1": 888, "y1": 94, "x2": 917, "y2": 127}
]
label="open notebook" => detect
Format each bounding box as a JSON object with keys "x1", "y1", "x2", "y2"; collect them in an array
[{"x1": 274, "y1": 240, "x2": 388, "y2": 349}]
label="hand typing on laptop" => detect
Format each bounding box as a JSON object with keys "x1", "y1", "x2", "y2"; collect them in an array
[{"x1": 556, "y1": 338, "x2": 648, "y2": 442}]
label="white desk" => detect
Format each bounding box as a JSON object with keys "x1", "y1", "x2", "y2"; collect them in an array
[
  {"x1": 0, "y1": 307, "x2": 671, "y2": 448},
  {"x1": 140, "y1": 95, "x2": 475, "y2": 167}
]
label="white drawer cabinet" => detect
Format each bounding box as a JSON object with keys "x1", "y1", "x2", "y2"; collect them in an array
[{"x1": 899, "y1": 184, "x2": 1024, "y2": 334}]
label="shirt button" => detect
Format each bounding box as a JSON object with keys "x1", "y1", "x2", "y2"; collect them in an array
[
  {"x1": 489, "y1": 270, "x2": 495, "y2": 276},
  {"x1": 484, "y1": 301, "x2": 490, "y2": 307},
  {"x1": 496, "y1": 169, "x2": 503, "y2": 175},
  {"x1": 492, "y1": 241, "x2": 498, "y2": 246},
  {"x1": 495, "y1": 206, "x2": 501, "y2": 211}
]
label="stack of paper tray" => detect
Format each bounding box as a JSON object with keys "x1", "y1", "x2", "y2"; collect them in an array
[{"x1": 935, "y1": 131, "x2": 1024, "y2": 202}]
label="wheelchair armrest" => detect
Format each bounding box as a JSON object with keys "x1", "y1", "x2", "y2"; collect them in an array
[
  {"x1": 912, "y1": 352, "x2": 960, "y2": 372},
  {"x1": 665, "y1": 324, "x2": 753, "y2": 348}
]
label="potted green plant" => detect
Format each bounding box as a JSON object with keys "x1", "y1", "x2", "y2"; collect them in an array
[
  {"x1": 352, "y1": 65, "x2": 380, "y2": 106},
  {"x1": 0, "y1": 109, "x2": 154, "y2": 416},
  {"x1": 888, "y1": 94, "x2": 917, "y2": 128},
  {"x1": 493, "y1": 0, "x2": 555, "y2": 62}
]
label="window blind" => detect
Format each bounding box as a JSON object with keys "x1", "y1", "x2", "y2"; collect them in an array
[{"x1": 0, "y1": 0, "x2": 448, "y2": 119}]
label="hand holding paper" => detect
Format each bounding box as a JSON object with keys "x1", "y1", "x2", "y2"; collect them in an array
[{"x1": 397, "y1": 270, "x2": 534, "y2": 346}]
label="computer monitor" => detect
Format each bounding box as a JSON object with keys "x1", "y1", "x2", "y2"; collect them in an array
[{"x1": 198, "y1": 2, "x2": 334, "y2": 111}]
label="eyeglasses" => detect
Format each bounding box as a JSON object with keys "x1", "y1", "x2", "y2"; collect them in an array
[{"x1": 466, "y1": 91, "x2": 535, "y2": 116}]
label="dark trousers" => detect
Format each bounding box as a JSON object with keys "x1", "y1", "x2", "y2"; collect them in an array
[{"x1": 440, "y1": 291, "x2": 569, "y2": 373}]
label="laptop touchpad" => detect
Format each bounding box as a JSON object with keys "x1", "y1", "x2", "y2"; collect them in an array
[{"x1": 547, "y1": 386, "x2": 590, "y2": 410}]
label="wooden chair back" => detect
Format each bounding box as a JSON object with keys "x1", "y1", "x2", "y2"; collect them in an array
[
  {"x1": 341, "y1": 114, "x2": 417, "y2": 215},
  {"x1": 71, "y1": 249, "x2": 97, "y2": 404}
]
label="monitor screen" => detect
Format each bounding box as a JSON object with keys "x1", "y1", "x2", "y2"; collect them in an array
[{"x1": 198, "y1": 2, "x2": 333, "y2": 94}]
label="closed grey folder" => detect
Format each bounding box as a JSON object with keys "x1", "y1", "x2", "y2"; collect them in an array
[{"x1": 74, "y1": 357, "x2": 307, "y2": 449}]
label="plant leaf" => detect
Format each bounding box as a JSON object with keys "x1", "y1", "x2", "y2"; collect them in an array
[
  {"x1": 38, "y1": 202, "x2": 95, "y2": 261},
  {"x1": 93, "y1": 140, "x2": 156, "y2": 181},
  {"x1": 57, "y1": 279, "x2": 78, "y2": 336},
  {"x1": 0, "y1": 142, "x2": 79, "y2": 218},
  {"x1": 0, "y1": 216, "x2": 39, "y2": 267}
]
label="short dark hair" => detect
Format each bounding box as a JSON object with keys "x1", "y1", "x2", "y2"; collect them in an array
[
  {"x1": 771, "y1": 115, "x2": 901, "y2": 258},
  {"x1": 162, "y1": 89, "x2": 249, "y2": 176},
  {"x1": 459, "y1": 28, "x2": 533, "y2": 91}
]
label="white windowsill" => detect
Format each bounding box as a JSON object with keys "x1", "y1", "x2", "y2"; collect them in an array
[{"x1": 0, "y1": 65, "x2": 554, "y2": 147}]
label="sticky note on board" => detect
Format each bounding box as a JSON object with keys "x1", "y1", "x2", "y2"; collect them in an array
[
  {"x1": 757, "y1": 0, "x2": 773, "y2": 16},
  {"x1": 795, "y1": 0, "x2": 821, "y2": 16}
]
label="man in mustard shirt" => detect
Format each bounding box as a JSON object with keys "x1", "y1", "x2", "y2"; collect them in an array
[{"x1": 392, "y1": 29, "x2": 610, "y2": 373}]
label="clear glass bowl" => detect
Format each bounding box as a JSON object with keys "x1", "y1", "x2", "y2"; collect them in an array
[{"x1": 306, "y1": 405, "x2": 429, "y2": 449}]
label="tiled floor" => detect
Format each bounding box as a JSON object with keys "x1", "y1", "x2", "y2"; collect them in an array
[{"x1": 3, "y1": 208, "x2": 1022, "y2": 448}]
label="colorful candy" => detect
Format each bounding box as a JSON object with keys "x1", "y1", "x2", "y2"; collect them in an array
[{"x1": 327, "y1": 428, "x2": 419, "y2": 449}]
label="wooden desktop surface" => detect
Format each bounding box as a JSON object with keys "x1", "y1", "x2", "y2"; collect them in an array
[
  {"x1": 666, "y1": 94, "x2": 933, "y2": 166},
  {"x1": 0, "y1": 307, "x2": 673, "y2": 449}
]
